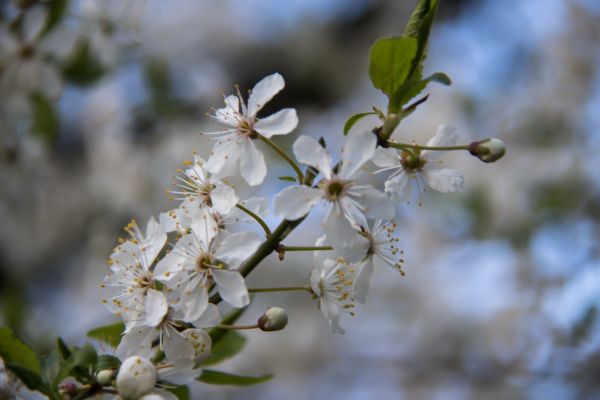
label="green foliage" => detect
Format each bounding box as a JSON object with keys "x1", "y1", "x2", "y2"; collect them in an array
[
  {"x1": 44, "y1": 0, "x2": 70, "y2": 34},
  {"x1": 167, "y1": 385, "x2": 191, "y2": 400},
  {"x1": 31, "y1": 93, "x2": 59, "y2": 144},
  {"x1": 62, "y1": 40, "x2": 105, "y2": 86},
  {"x1": 86, "y1": 322, "x2": 125, "y2": 348},
  {"x1": 197, "y1": 369, "x2": 273, "y2": 386},
  {"x1": 369, "y1": 37, "x2": 418, "y2": 98},
  {"x1": 96, "y1": 354, "x2": 121, "y2": 371},
  {"x1": 390, "y1": 72, "x2": 450, "y2": 111},
  {"x1": 278, "y1": 176, "x2": 297, "y2": 182},
  {"x1": 343, "y1": 112, "x2": 378, "y2": 135},
  {"x1": 404, "y1": 0, "x2": 439, "y2": 79},
  {"x1": 56, "y1": 338, "x2": 71, "y2": 359},
  {"x1": 201, "y1": 331, "x2": 246, "y2": 366},
  {"x1": 0, "y1": 327, "x2": 40, "y2": 373}
]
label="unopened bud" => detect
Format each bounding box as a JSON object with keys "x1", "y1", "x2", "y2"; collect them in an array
[
  {"x1": 58, "y1": 382, "x2": 78, "y2": 397},
  {"x1": 96, "y1": 369, "x2": 114, "y2": 386},
  {"x1": 469, "y1": 138, "x2": 506, "y2": 163},
  {"x1": 258, "y1": 307, "x2": 288, "y2": 332},
  {"x1": 116, "y1": 356, "x2": 157, "y2": 399}
]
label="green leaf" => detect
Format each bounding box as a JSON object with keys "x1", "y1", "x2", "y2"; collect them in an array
[
  {"x1": 0, "y1": 327, "x2": 41, "y2": 374},
  {"x1": 197, "y1": 370, "x2": 273, "y2": 386},
  {"x1": 368, "y1": 37, "x2": 418, "y2": 97},
  {"x1": 62, "y1": 40, "x2": 105, "y2": 86},
  {"x1": 87, "y1": 322, "x2": 125, "y2": 348},
  {"x1": 71, "y1": 343, "x2": 98, "y2": 370},
  {"x1": 404, "y1": 0, "x2": 439, "y2": 79},
  {"x1": 56, "y1": 338, "x2": 71, "y2": 360},
  {"x1": 343, "y1": 112, "x2": 378, "y2": 135},
  {"x1": 30, "y1": 93, "x2": 59, "y2": 144},
  {"x1": 201, "y1": 331, "x2": 246, "y2": 367},
  {"x1": 390, "y1": 72, "x2": 451, "y2": 111},
  {"x1": 4, "y1": 364, "x2": 45, "y2": 392},
  {"x1": 40, "y1": 351, "x2": 62, "y2": 388},
  {"x1": 96, "y1": 354, "x2": 121, "y2": 371},
  {"x1": 166, "y1": 385, "x2": 190, "y2": 400},
  {"x1": 278, "y1": 176, "x2": 296, "y2": 182},
  {"x1": 45, "y1": 0, "x2": 70, "y2": 33}
]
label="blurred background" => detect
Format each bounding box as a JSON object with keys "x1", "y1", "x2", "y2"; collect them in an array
[{"x1": 1, "y1": 0, "x2": 599, "y2": 399}]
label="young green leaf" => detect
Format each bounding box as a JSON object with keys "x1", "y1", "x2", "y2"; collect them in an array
[
  {"x1": 31, "y1": 94, "x2": 59, "y2": 144},
  {"x1": 278, "y1": 176, "x2": 297, "y2": 182},
  {"x1": 343, "y1": 112, "x2": 378, "y2": 135},
  {"x1": 197, "y1": 370, "x2": 273, "y2": 386},
  {"x1": 4, "y1": 364, "x2": 45, "y2": 392},
  {"x1": 71, "y1": 343, "x2": 98, "y2": 370},
  {"x1": 404, "y1": 0, "x2": 439, "y2": 79},
  {"x1": 62, "y1": 40, "x2": 105, "y2": 87},
  {"x1": 166, "y1": 385, "x2": 190, "y2": 400},
  {"x1": 86, "y1": 322, "x2": 125, "y2": 348},
  {"x1": 0, "y1": 327, "x2": 40, "y2": 374},
  {"x1": 56, "y1": 337, "x2": 71, "y2": 360},
  {"x1": 390, "y1": 72, "x2": 451, "y2": 111},
  {"x1": 96, "y1": 354, "x2": 121, "y2": 371},
  {"x1": 201, "y1": 331, "x2": 246, "y2": 367},
  {"x1": 368, "y1": 37, "x2": 418, "y2": 97}
]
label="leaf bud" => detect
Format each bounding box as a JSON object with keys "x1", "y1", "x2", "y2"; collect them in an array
[
  {"x1": 469, "y1": 138, "x2": 506, "y2": 163},
  {"x1": 116, "y1": 356, "x2": 157, "y2": 399}
]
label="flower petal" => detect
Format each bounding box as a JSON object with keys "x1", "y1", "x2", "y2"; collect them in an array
[
  {"x1": 360, "y1": 188, "x2": 395, "y2": 220},
  {"x1": 273, "y1": 185, "x2": 322, "y2": 221},
  {"x1": 205, "y1": 138, "x2": 241, "y2": 178},
  {"x1": 254, "y1": 108, "x2": 298, "y2": 138},
  {"x1": 339, "y1": 130, "x2": 376, "y2": 179},
  {"x1": 214, "y1": 95, "x2": 240, "y2": 127},
  {"x1": 163, "y1": 326, "x2": 194, "y2": 363},
  {"x1": 141, "y1": 217, "x2": 167, "y2": 265},
  {"x1": 181, "y1": 329, "x2": 212, "y2": 363},
  {"x1": 372, "y1": 147, "x2": 400, "y2": 168},
  {"x1": 211, "y1": 182, "x2": 238, "y2": 215},
  {"x1": 323, "y1": 207, "x2": 366, "y2": 263},
  {"x1": 423, "y1": 168, "x2": 464, "y2": 193},
  {"x1": 423, "y1": 124, "x2": 458, "y2": 160},
  {"x1": 116, "y1": 326, "x2": 155, "y2": 359},
  {"x1": 181, "y1": 278, "x2": 209, "y2": 322},
  {"x1": 354, "y1": 259, "x2": 373, "y2": 304},
  {"x1": 240, "y1": 138, "x2": 267, "y2": 186},
  {"x1": 247, "y1": 73, "x2": 285, "y2": 117},
  {"x1": 192, "y1": 303, "x2": 221, "y2": 328},
  {"x1": 384, "y1": 171, "x2": 411, "y2": 201},
  {"x1": 292, "y1": 135, "x2": 332, "y2": 179},
  {"x1": 212, "y1": 269, "x2": 249, "y2": 308},
  {"x1": 145, "y1": 289, "x2": 168, "y2": 327},
  {"x1": 214, "y1": 231, "x2": 262, "y2": 269},
  {"x1": 23, "y1": 5, "x2": 48, "y2": 43}
]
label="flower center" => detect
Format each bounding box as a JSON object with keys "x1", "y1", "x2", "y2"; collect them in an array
[
  {"x1": 238, "y1": 118, "x2": 257, "y2": 138},
  {"x1": 400, "y1": 151, "x2": 427, "y2": 172},
  {"x1": 322, "y1": 178, "x2": 351, "y2": 202},
  {"x1": 19, "y1": 44, "x2": 35, "y2": 59}
]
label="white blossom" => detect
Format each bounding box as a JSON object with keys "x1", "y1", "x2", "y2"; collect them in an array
[
  {"x1": 154, "y1": 228, "x2": 262, "y2": 319},
  {"x1": 373, "y1": 125, "x2": 465, "y2": 202},
  {"x1": 116, "y1": 356, "x2": 157, "y2": 399},
  {"x1": 310, "y1": 255, "x2": 357, "y2": 334},
  {"x1": 0, "y1": 5, "x2": 76, "y2": 98},
  {"x1": 203, "y1": 73, "x2": 298, "y2": 186},
  {"x1": 274, "y1": 130, "x2": 394, "y2": 261},
  {"x1": 102, "y1": 218, "x2": 166, "y2": 316}
]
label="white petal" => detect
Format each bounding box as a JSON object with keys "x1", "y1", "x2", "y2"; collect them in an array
[
  {"x1": 141, "y1": 217, "x2": 167, "y2": 265},
  {"x1": 181, "y1": 279, "x2": 209, "y2": 322},
  {"x1": 145, "y1": 289, "x2": 168, "y2": 327},
  {"x1": 372, "y1": 147, "x2": 400, "y2": 168},
  {"x1": 423, "y1": 168, "x2": 464, "y2": 193},
  {"x1": 292, "y1": 135, "x2": 332, "y2": 179},
  {"x1": 384, "y1": 172, "x2": 410, "y2": 201},
  {"x1": 239, "y1": 138, "x2": 267, "y2": 186},
  {"x1": 39, "y1": 26, "x2": 78, "y2": 59},
  {"x1": 360, "y1": 188, "x2": 396, "y2": 220},
  {"x1": 23, "y1": 5, "x2": 48, "y2": 43},
  {"x1": 190, "y1": 207, "x2": 220, "y2": 244},
  {"x1": 159, "y1": 209, "x2": 190, "y2": 234},
  {"x1": 254, "y1": 108, "x2": 298, "y2": 138},
  {"x1": 211, "y1": 182, "x2": 238, "y2": 215},
  {"x1": 215, "y1": 231, "x2": 262, "y2": 269},
  {"x1": 423, "y1": 124, "x2": 458, "y2": 160},
  {"x1": 205, "y1": 138, "x2": 241, "y2": 178},
  {"x1": 163, "y1": 327, "x2": 194, "y2": 363},
  {"x1": 192, "y1": 303, "x2": 221, "y2": 328},
  {"x1": 273, "y1": 185, "x2": 322, "y2": 221},
  {"x1": 323, "y1": 208, "x2": 366, "y2": 263},
  {"x1": 320, "y1": 297, "x2": 345, "y2": 334},
  {"x1": 116, "y1": 327, "x2": 155, "y2": 359},
  {"x1": 214, "y1": 95, "x2": 240, "y2": 127},
  {"x1": 354, "y1": 259, "x2": 374, "y2": 304},
  {"x1": 143, "y1": 389, "x2": 179, "y2": 400},
  {"x1": 38, "y1": 64, "x2": 62, "y2": 99},
  {"x1": 339, "y1": 130, "x2": 376, "y2": 179},
  {"x1": 154, "y1": 250, "x2": 187, "y2": 281},
  {"x1": 212, "y1": 269, "x2": 249, "y2": 308},
  {"x1": 247, "y1": 73, "x2": 285, "y2": 117}
]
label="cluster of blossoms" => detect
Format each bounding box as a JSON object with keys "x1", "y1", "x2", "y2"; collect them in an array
[{"x1": 96, "y1": 72, "x2": 505, "y2": 398}]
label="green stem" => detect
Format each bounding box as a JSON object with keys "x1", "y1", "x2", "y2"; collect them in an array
[
  {"x1": 387, "y1": 142, "x2": 469, "y2": 151},
  {"x1": 280, "y1": 245, "x2": 332, "y2": 252},
  {"x1": 248, "y1": 286, "x2": 311, "y2": 293},
  {"x1": 258, "y1": 134, "x2": 304, "y2": 183},
  {"x1": 236, "y1": 203, "x2": 272, "y2": 237},
  {"x1": 217, "y1": 324, "x2": 259, "y2": 330}
]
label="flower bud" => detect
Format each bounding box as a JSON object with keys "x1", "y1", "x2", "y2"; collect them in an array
[
  {"x1": 469, "y1": 138, "x2": 506, "y2": 163},
  {"x1": 258, "y1": 307, "x2": 288, "y2": 332},
  {"x1": 96, "y1": 369, "x2": 114, "y2": 386},
  {"x1": 139, "y1": 394, "x2": 164, "y2": 400},
  {"x1": 116, "y1": 356, "x2": 157, "y2": 399}
]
